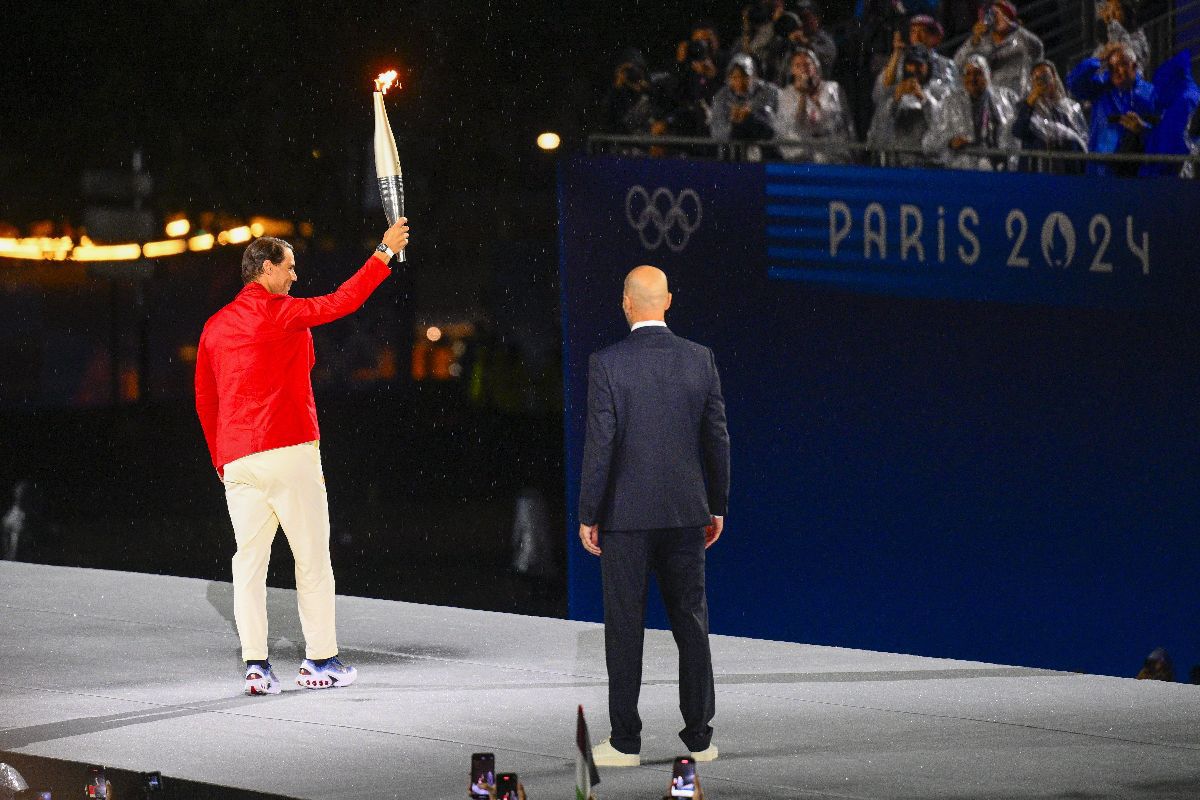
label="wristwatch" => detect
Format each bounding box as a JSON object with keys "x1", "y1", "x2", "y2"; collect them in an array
[{"x1": 375, "y1": 242, "x2": 395, "y2": 260}]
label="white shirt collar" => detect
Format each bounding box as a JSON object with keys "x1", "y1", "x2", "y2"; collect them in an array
[{"x1": 630, "y1": 320, "x2": 668, "y2": 331}]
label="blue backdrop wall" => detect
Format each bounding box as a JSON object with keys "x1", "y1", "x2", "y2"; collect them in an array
[{"x1": 558, "y1": 154, "x2": 1200, "y2": 679}]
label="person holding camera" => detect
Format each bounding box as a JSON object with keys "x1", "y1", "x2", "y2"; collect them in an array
[
  {"x1": 874, "y1": 15, "x2": 956, "y2": 107},
  {"x1": 672, "y1": 37, "x2": 722, "y2": 138},
  {"x1": 953, "y1": 0, "x2": 1044, "y2": 96},
  {"x1": 867, "y1": 44, "x2": 955, "y2": 167},
  {"x1": 1066, "y1": 41, "x2": 1157, "y2": 176},
  {"x1": 945, "y1": 54, "x2": 1019, "y2": 171},
  {"x1": 768, "y1": 3, "x2": 836, "y2": 85},
  {"x1": 1012, "y1": 61, "x2": 1088, "y2": 173},
  {"x1": 602, "y1": 49, "x2": 655, "y2": 136},
  {"x1": 777, "y1": 48, "x2": 855, "y2": 163},
  {"x1": 710, "y1": 54, "x2": 779, "y2": 153}
]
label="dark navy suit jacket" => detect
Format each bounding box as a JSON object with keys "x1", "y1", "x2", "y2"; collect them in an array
[{"x1": 579, "y1": 324, "x2": 730, "y2": 531}]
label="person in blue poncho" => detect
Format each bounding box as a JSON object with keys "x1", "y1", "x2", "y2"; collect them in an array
[
  {"x1": 1066, "y1": 41, "x2": 1157, "y2": 177},
  {"x1": 1141, "y1": 49, "x2": 1200, "y2": 177}
]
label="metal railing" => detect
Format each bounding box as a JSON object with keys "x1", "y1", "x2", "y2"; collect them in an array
[{"x1": 587, "y1": 133, "x2": 1200, "y2": 174}]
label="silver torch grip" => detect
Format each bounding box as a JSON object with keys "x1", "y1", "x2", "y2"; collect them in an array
[
  {"x1": 373, "y1": 88, "x2": 407, "y2": 263},
  {"x1": 377, "y1": 175, "x2": 407, "y2": 263}
]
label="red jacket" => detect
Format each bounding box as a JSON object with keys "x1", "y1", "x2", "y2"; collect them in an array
[{"x1": 195, "y1": 255, "x2": 391, "y2": 476}]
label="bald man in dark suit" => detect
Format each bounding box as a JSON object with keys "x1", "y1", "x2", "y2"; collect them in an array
[{"x1": 579, "y1": 265, "x2": 730, "y2": 767}]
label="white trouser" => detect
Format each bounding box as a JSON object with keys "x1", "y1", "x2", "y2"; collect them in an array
[{"x1": 222, "y1": 441, "x2": 337, "y2": 661}]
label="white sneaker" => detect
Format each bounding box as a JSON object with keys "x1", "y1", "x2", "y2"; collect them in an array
[
  {"x1": 244, "y1": 663, "x2": 281, "y2": 696},
  {"x1": 591, "y1": 738, "x2": 640, "y2": 767},
  {"x1": 297, "y1": 656, "x2": 358, "y2": 689},
  {"x1": 690, "y1": 743, "x2": 719, "y2": 762}
]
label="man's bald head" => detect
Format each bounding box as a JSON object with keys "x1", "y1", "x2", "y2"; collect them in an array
[{"x1": 622, "y1": 265, "x2": 672, "y2": 325}]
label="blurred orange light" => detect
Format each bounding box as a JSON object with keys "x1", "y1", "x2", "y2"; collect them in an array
[
  {"x1": 165, "y1": 218, "x2": 191, "y2": 237},
  {"x1": 536, "y1": 132, "x2": 561, "y2": 151},
  {"x1": 72, "y1": 243, "x2": 141, "y2": 261},
  {"x1": 426, "y1": 326, "x2": 443, "y2": 342},
  {"x1": 224, "y1": 226, "x2": 252, "y2": 244},
  {"x1": 188, "y1": 233, "x2": 215, "y2": 251},
  {"x1": 143, "y1": 239, "x2": 187, "y2": 258}
]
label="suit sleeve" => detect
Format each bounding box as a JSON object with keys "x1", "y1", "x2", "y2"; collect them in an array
[
  {"x1": 701, "y1": 348, "x2": 731, "y2": 516},
  {"x1": 578, "y1": 353, "x2": 616, "y2": 527},
  {"x1": 194, "y1": 331, "x2": 221, "y2": 473},
  {"x1": 272, "y1": 255, "x2": 392, "y2": 332}
]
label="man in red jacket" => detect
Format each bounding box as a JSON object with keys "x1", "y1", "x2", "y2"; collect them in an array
[{"x1": 196, "y1": 218, "x2": 410, "y2": 695}]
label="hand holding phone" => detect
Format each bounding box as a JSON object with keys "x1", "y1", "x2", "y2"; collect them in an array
[{"x1": 469, "y1": 753, "x2": 495, "y2": 799}]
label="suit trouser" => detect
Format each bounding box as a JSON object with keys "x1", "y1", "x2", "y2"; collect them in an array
[
  {"x1": 222, "y1": 441, "x2": 338, "y2": 661},
  {"x1": 601, "y1": 527, "x2": 715, "y2": 754}
]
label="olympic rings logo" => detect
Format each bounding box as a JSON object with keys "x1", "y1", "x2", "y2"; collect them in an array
[{"x1": 624, "y1": 186, "x2": 703, "y2": 252}]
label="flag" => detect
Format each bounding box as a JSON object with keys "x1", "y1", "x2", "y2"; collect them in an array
[{"x1": 575, "y1": 704, "x2": 601, "y2": 800}]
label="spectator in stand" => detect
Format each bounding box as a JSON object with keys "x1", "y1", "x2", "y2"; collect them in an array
[
  {"x1": 777, "y1": 48, "x2": 856, "y2": 163},
  {"x1": 784, "y1": 2, "x2": 837, "y2": 81},
  {"x1": 711, "y1": 54, "x2": 780, "y2": 149},
  {"x1": 1141, "y1": 49, "x2": 1200, "y2": 177},
  {"x1": 945, "y1": 55, "x2": 1019, "y2": 170},
  {"x1": 1013, "y1": 61, "x2": 1088, "y2": 173},
  {"x1": 676, "y1": 19, "x2": 729, "y2": 79},
  {"x1": 875, "y1": 15, "x2": 957, "y2": 107},
  {"x1": 867, "y1": 44, "x2": 955, "y2": 166},
  {"x1": 1067, "y1": 41, "x2": 1157, "y2": 177},
  {"x1": 738, "y1": 0, "x2": 787, "y2": 77},
  {"x1": 954, "y1": 1, "x2": 1045, "y2": 96},
  {"x1": 1093, "y1": 0, "x2": 1149, "y2": 76},
  {"x1": 601, "y1": 49, "x2": 655, "y2": 135},
  {"x1": 671, "y1": 38, "x2": 723, "y2": 137},
  {"x1": 840, "y1": 0, "x2": 911, "y2": 142}
]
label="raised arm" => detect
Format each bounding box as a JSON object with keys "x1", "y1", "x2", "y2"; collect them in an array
[
  {"x1": 1066, "y1": 57, "x2": 1107, "y2": 102},
  {"x1": 272, "y1": 219, "x2": 409, "y2": 332}
]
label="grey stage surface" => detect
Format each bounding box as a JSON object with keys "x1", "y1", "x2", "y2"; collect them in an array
[{"x1": 2, "y1": 563, "x2": 1199, "y2": 800}]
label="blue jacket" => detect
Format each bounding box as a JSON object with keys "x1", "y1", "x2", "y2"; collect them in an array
[
  {"x1": 1142, "y1": 49, "x2": 1200, "y2": 176},
  {"x1": 1066, "y1": 56, "x2": 1157, "y2": 176}
]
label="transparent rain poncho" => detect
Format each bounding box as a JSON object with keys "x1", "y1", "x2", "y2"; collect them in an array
[
  {"x1": 1022, "y1": 62, "x2": 1089, "y2": 152},
  {"x1": 953, "y1": 22, "x2": 1045, "y2": 96},
  {"x1": 776, "y1": 50, "x2": 857, "y2": 164},
  {"x1": 866, "y1": 48, "x2": 956, "y2": 166},
  {"x1": 943, "y1": 55, "x2": 1020, "y2": 170}
]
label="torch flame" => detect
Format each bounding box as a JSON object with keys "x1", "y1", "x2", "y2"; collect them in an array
[{"x1": 374, "y1": 70, "x2": 400, "y2": 94}]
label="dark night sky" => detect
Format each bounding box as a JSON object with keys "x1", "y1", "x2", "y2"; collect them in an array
[{"x1": 0, "y1": 1, "x2": 751, "y2": 313}]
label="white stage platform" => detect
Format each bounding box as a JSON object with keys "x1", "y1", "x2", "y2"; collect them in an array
[{"x1": 2, "y1": 562, "x2": 1199, "y2": 799}]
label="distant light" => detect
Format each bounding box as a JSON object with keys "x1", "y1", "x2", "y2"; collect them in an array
[
  {"x1": 165, "y1": 218, "x2": 191, "y2": 238},
  {"x1": 426, "y1": 326, "x2": 443, "y2": 342},
  {"x1": 250, "y1": 222, "x2": 265, "y2": 237},
  {"x1": 448, "y1": 363, "x2": 463, "y2": 378},
  {"x1": 537, "y1": 132, "x2": 561, "y2": 151},
  {"x1": 219, "y1": 226, "x2": 252, "y2": 245},
  {"x1": 143, "y1": 239, "x2": 188, "y2": 258},
  {"x1": 73, "y1": 243, "x2": 141, "y2": 262},
  {"x1": 311, "y1": 149, "x2": 322, "y2": 159},
  {"x1": 188, "y1": 233, "x2": 215, "y2": 251}
]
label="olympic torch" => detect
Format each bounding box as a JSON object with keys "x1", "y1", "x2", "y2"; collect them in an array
[{"x1": 373, "y1": 70, "x2": 406, "y2": 262}]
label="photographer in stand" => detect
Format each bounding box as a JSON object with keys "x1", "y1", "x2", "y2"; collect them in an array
[{"x1": 1066, "y1": 41, "x2": 1157, "y2": 177}]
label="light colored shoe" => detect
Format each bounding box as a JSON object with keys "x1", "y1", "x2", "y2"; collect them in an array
[
  {"x1": 690, "y1": 743, "x2": 718, "y2": 762},
  {"x1": 592, "y1": 738, "x2": 640, "y2": 767},
  {"x1": 244, "y1": 663, "x2": 281, "y2": 696},
  {"x1": 297, "y1": 656, "x2": 358, "y2": 689}
]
